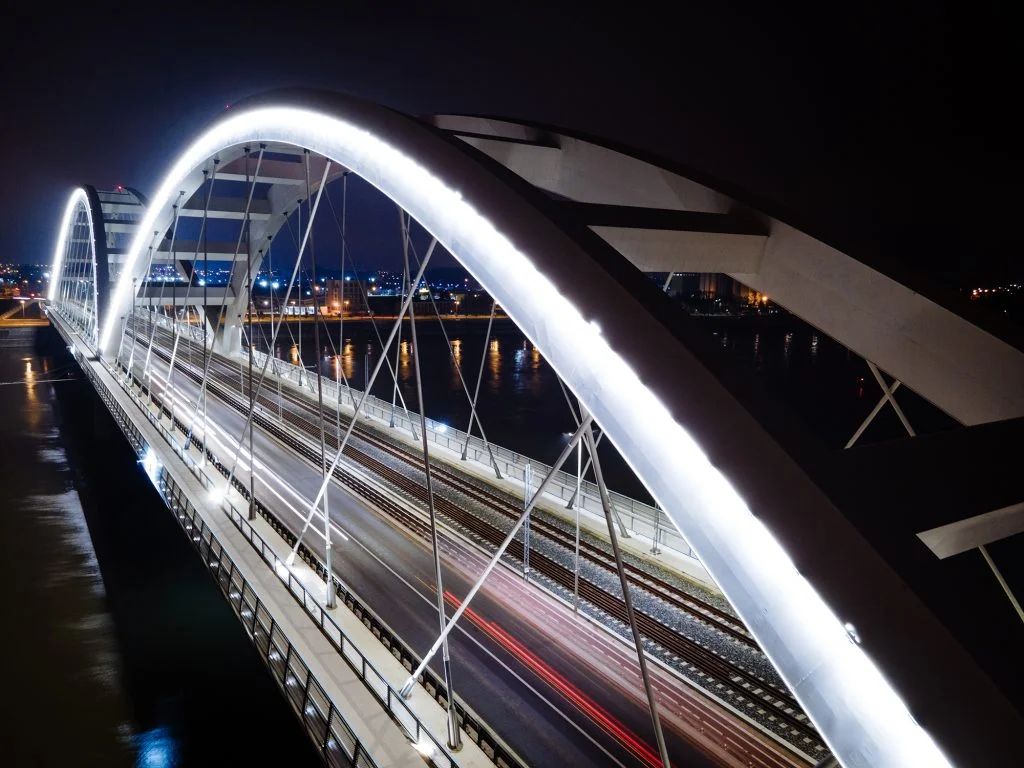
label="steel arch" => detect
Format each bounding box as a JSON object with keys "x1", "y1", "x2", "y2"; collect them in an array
[
  {"x1": 49, "y1": 187, "x2": 101, "y2": 347},
  {"x1": 94, "y1": 91, "x2": 953, "y2": 767}
]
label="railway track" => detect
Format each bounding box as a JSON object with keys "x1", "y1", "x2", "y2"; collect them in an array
[{"x1": 130, "y1": 322, "x2": 821, "y2": 749}]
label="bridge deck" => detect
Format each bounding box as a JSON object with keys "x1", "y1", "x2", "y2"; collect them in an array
[
  {"x1": 57, "y1": 315, "x2": 489, "y2": 768},
  {"x1": 119, "y1": 318, "x2": 815, "y2": 767}
]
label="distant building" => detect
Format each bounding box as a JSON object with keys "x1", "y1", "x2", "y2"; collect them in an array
[{"x1": 326, "y1": 279, "x2": 369, "y2": 316}]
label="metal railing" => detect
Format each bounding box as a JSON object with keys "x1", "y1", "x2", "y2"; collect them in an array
[
  {"x1": 61, "y1": 330, "x2": 380, "y2": 768},
  {"x1": 250, "y1": 345, "x2": 697, "y2": 560},
  {"x1": 145, "y1": 309, "x2": 692, "y2": 559},
  {"x1": 224, "y1": 494, "x2": 525, "y2": 768},
  {"x1": 223, "y1": 500, "x2": 455, "y2": 768}
]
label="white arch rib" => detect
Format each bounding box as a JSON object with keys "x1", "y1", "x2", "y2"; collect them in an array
[
  {"x1": 50, "y1": 187, "x2": 100, "y2": 345},
  {"x1": 97, "y1": 105, "x2": 951, "y2": 767},
  {"x1": 49, "y1": 188, "x2": 90, "y2": 302}
]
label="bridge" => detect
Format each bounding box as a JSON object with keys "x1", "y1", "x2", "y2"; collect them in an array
[
  {"x1": 0, "y1": 297, "x2": 48, "y2": 327},
  {"x1": 45, "y1": 90, "x2": 1023, "y2": 767}
]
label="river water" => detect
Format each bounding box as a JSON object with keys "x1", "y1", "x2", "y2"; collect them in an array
[
  {"x1": 255, "y1": 314, "x2": 955, "y2": 502},
  {"x1": 0, "y1": 324, "x2": 314, "y2": 767}
]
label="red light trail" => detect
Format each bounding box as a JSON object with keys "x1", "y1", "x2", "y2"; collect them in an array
[{"x1": 445, "y1": 590, "x2": 666, "y2": 768}]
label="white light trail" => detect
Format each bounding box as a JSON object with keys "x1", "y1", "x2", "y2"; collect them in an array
[{"x1": 146, "y1": 357, "x2": 347, "y2": 543}]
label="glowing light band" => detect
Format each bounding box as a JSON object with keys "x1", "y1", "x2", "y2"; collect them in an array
[
  {"x1": 49, "y1": 187, "x2": 102, "y2": 347},
  {"x1": 101, "y1": 105, "x2": 951, "y2": 767},
  {"x1": 49, "y1": 188, "x2": 96, "y2": 304}
]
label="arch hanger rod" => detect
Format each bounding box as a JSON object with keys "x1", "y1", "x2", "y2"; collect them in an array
[
  {"x1": 220, "y1": 155, "x2": 332, "y2": 498},
  {"x1": 400, "y1": 412, "x2": 593, "y2": 699},
  {"x1": 285, "y1": 238, "x2": 437, "y2": 565},
  {"x1": 583, "y1": 416, "x2": 670, "y2": 768},
  {"x1": 402, "y1": 209, "x2": 503, "y2": 480},
  {"x1": 404, "y1": 215, "x2": 463, "y2": 749},
  {"x1": 323, "y1": 182, "x2": 420, "y2": 440},
  {"x1": 181, "y1": 150, "x2": 265, "y2": 456}
]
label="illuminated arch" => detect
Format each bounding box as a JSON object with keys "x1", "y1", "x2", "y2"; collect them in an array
[
  {"x1": 98, "y1": 92, "x2": 954, "y2": 767},
  {"x1": 49, "y1": 187, "x2": 101, "y2": 347},
  {"x1": 50, "y1": 185, "x2": 146, "y2": 350}
]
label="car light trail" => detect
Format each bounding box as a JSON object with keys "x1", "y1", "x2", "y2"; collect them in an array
[{"x1": 444, "y1": 591, "x2": 665, "y2": 768}]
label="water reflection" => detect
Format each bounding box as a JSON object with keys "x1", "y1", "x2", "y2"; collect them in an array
[
  {"x1": 25, "y1": 359, "x2": 37, "y2": 407},
  {"x1": 449, "y1": 338, "x2": 463, "y2": 388},
  {"x1": 487, "y1": 338, "x2": 501, "y2": 390},
  {"x1": 1, "y1": 340, "x2": 134, "y2": 766},
  {"x1": 514, "y1": 347, "x2": 525, "y2": 372},
  {"x1": 341, "y1": 340, "x2": 354, "y2": 381},
  {"x1": 135, "y1": 726, "x2": 179, "y2": 768}
]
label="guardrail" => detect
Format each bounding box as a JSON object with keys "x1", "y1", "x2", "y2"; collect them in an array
[
  {"x1": 60, "y1": 326, "x2": 381, "y2": 768},
  {"x1": 145, "y1": 310, "x2": 691, "y2": 558},
  {"x1": 223, "y1": 500, "x2": 454, "y2": 768},
  {"x1": 248, "y1": 345, "x2": 697, "y2": 560},
  {"x1": 68, "y1": 311, "x2": 525, "y2": 768},
  {"x1": 225, "y1": 494, "x2": 524, "y2": 768}
]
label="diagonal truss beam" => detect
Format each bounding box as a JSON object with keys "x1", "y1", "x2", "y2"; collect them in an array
[
  {"x1": 846, "y1": 360, "x2": 915, "y2": 449},
  {"x1": 285, "y1": 239, "x2": 437, "y2": 560},
  {"x1": 584, "y1": 419, "x2": 670, "y2": 768},
  {"x1": 400, "y1": 413, "x2": 593, "y2": 698}
]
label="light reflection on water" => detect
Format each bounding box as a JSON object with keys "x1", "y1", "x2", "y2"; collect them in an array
[
  {"x1": 135, "y1": 726, "x2": 180, "y2": 768},
  {"x1": 1, "y1": 335, "x2": 135, "y2": 766},
  {"x1": 3, "y1": 320, "x2": 318, "y2": 767},
  {"x1": 263, "y1": 315, "x2": 926, "y2": 495}
]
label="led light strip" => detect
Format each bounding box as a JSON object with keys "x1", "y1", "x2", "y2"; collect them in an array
[
  {"x1": 49, "y1": 188, "x2": 102, "y2": 348},
  {"x1": 91, "y1": 104, "x2": 950, "y2": 767},
  {"x1": 49, "y1": 188, "x2": 97, "y2": 307}
]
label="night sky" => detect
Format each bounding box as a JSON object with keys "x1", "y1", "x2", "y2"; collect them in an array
[{"x1": 0, "y1": 3, "x2": 1012, "y2": 286}]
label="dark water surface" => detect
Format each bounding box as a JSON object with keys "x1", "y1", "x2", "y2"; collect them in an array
[
  {"x1": 0, "y1": 325, "x2": 315, "y2": 767},
  {"x1": 256, "y1": 314, "x2": 957, "y2": 503}
]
